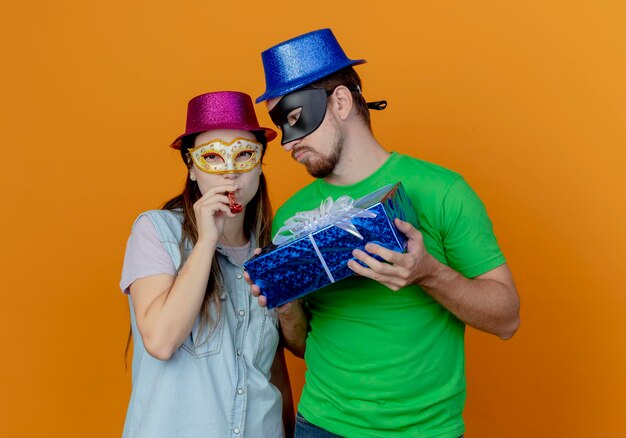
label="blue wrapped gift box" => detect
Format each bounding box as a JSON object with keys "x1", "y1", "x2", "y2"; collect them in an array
[{"x1": 243, "y1": 182, "x2": 420, "y2": 309}]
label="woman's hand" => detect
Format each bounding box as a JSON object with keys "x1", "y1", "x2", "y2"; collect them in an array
[{"x1": 193, "y1": 184, "x2": 239, "y2": 244}]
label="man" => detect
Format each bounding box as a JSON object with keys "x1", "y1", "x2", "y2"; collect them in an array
[{"x1": 251, "y1": 28, "x2": 520, "y2": 438}]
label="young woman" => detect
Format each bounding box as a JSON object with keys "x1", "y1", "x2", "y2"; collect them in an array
[{"x1": 120, "y1": 91, "x2": 293, "y2": 437}]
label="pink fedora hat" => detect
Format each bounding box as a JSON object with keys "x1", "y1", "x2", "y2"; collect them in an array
[{"x1": 170, "y1": 91, "x2": 277, "y2": 149}]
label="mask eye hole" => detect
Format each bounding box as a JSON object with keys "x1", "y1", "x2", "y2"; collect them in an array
[
  {"x1": 287, "y1": 107, "x2": 302, "y2": 127},
  {"x1": 201, "y1": 152, "x2": 225, "y2": 165},
  {"x1": 235, "y1": 150, "x2": 254, "y2": 163}
]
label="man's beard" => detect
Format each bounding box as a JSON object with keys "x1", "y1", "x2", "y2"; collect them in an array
[{"x1": 299, "y1": 116, "x2": 344, "y2": 179}]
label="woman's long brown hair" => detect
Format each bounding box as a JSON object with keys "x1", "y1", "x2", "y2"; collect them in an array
[{"x1": 125, "y1": 131, "x2": 273, "y2": 363}]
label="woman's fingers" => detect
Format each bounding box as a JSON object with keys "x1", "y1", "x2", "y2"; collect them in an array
[{"x1": 193, "y1": 184, "x2": 240, "y2": 241}]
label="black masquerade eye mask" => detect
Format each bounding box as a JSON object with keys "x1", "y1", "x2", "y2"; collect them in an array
[{"x1": 269, "y1": 86, "x2": 387, "y2": 145}]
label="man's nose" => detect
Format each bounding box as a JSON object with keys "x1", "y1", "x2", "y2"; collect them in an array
[{"x1": 281, "y1": 137, "x2": 300, "y2": 151}]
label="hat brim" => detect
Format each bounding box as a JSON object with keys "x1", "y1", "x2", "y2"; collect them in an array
[
  {"x1": 170, "y1": 126, "x2": 277, "y2": 150},
  {"x1": 255, "y1": 59, "x2": 366, "y2": 103}
]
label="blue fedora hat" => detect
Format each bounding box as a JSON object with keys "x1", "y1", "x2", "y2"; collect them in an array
[{"x1": 256, "y1": 28, "x2": 366, "y2": 103}]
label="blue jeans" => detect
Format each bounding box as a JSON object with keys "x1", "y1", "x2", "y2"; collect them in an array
[
  {"x1": 295, "y1": 412, "x2": 343, "y2": 438},
  {"x1": 295, "y1": 411, "x2": 464, "y2": 438}
]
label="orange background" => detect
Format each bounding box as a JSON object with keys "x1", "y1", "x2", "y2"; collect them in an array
[{"x1": 1, "y1": 1, "x2": 625, "y2": 436}]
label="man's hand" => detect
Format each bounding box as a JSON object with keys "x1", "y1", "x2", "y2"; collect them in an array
[
  {"x1": 245, "y1": 249, "x2": 310, "y2": 356},
  {"x1": 346, "y1": 218, "x2": 520, "y2": 339},
  {"x1": 347, "y1": 218, "x2": 436, "y2": 290},
  {"x1": 245, "y1": 248, "x2": 269, "y2": 307}
]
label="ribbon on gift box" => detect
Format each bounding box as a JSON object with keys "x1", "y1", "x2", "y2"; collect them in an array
[
  {"x1": 273, "y1": 195, "x2": 377, "y2": 245},
  {"x1": 273, "y1": 195, "x2": 377, "y2": 283}
]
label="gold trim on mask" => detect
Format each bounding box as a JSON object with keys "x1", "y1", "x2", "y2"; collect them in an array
[{"x1": 188, "y1": 137, "x2": 262, "y2": 174}]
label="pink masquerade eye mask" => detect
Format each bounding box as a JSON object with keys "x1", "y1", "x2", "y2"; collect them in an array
[{"x1": 188, "y1": 138, "x2": 262, "y2": 174}]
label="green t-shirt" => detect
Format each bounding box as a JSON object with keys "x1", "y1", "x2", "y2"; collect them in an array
[{"x1": 272, "y1": 152, "x2": 506, "y2": 438}]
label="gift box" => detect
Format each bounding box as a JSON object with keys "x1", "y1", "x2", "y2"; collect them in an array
[{"x1": 244, "y1": 182, "x2": 420, "y2": 309}]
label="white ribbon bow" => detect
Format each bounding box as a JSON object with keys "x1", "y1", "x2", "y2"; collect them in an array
[{"x1": 273, "y1": 195, "x2": 377, "y2": 245}]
